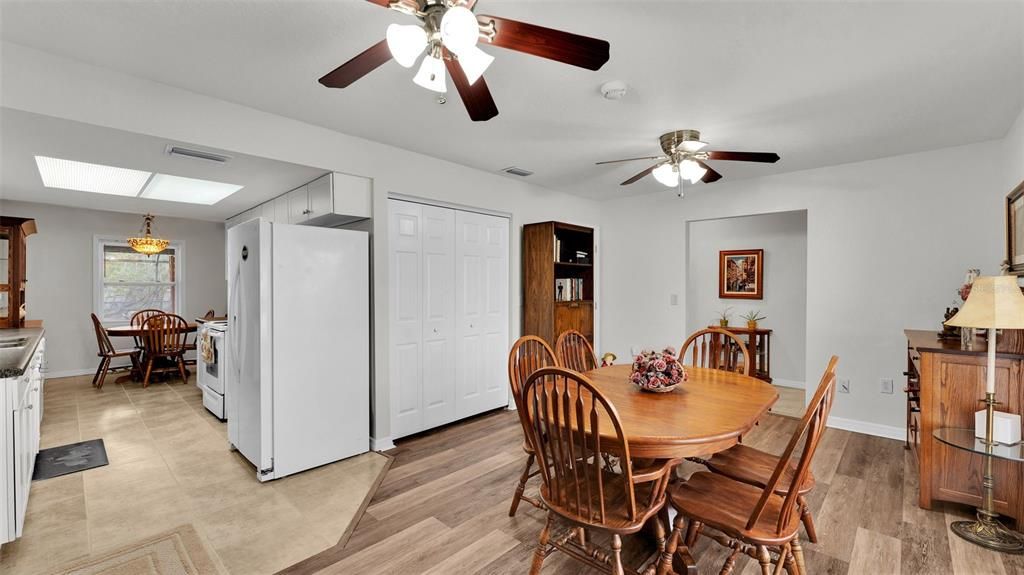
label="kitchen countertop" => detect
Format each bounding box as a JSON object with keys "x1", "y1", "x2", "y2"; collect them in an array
[{"x1": 0, "y1": 328, "x2": 45, "y2": 378}]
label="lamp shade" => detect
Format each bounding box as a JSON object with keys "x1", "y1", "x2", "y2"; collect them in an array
[{"x1": 945, "y1": 276, "x2": 1024, "y2": 329}]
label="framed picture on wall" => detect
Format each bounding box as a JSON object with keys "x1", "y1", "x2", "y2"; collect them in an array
[
  {"x1": 719, "y1": 249, "x2": 764, "y2": 299},
  {"x1": 1006, "y1": 179, "x2": 1024, "y2": 275}
]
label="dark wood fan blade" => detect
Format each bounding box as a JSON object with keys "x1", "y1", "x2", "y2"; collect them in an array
[
  {"x1": 478, "y1": 15, "x2": 610, "y2": 71},
  {"x1": 696, "y1": 160, "x2": 723, "y2": 183},
  {"x1": 444, "y1": 53, "x2": 499, "y2": 122},
  {"x1": 319, "y1": 39, "x2": 392, "y2": 89},
  {"x1": 621, "y1": 163, "x2": 662, "y2": 186},
  {"x1": 706, "y1": 151, "x2": 780, "y2": 163},
  {"x1": 596, "y1": 156, "x2": 665, "y2": 166}
]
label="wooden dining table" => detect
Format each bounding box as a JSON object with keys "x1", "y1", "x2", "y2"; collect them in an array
[
  {"x1": 105, "y1": 323, "x2": 198, "y2": 383},
  {"x1": 580, "y1": 364, "x2": 779, "y2": 459}
]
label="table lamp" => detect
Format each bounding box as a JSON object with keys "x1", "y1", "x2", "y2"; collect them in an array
[{"x1": 945, "y1": 275, "x2": 1024, "y2": 553}]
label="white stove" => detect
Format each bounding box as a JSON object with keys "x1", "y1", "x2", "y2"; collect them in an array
[{"x1": 197, "y1": 320, "x2": 228, "y2": 420}]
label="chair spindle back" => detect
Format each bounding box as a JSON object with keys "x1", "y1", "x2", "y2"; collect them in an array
[
  {"x1": 508, "y1": 336, "x2": 558, "y2": 411},
  {"x1": 141, "y1": 313, "x2": 188, "y2": 356},
  {"x1": 522, "y1": 367, "x2": 638, "y2": 525},
  {"x1": 679, "y1": 328, "x2": 751, "y2": 375},
  {"x1": 555, "y1": 330, "x2": 598, "y2": 373},
  {"x1": 90, "y1": 313, "x2": 115, "y2": 356},
  {"x1": 746, "y1": 356, "x2": 839, "y2": 535}
]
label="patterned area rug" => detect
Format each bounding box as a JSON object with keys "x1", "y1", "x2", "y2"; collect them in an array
[{"x1": 52, "y1": 524, "x2": 225, "y2": 575}]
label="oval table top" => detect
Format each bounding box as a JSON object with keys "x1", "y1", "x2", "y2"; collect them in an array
[
  {"x1": 580, "y1": 364, "x2": 779, "y2": 459},
  {"x1": 106, "y1": 323, "x2": 198, "y2": 338}
]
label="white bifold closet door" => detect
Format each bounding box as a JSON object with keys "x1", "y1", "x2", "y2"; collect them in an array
[{"x1": 389, "y1": 200, "x2": 509, "y2": 439}]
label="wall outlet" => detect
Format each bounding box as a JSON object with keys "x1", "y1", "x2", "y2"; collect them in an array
[
  {"x1": 881, "y1": 378, "x2": 894, "y2": 394},
  {"x1": 838, "y1": 379, "x2": 850, "y2": 394}
]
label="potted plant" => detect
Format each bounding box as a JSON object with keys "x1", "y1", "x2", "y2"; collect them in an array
[
  {"x1": 717, "y1": 306, "x2": 733, "y2": 327},
  {"x1": 741, "y1": 310, "x2": 766, "y2": 330}
]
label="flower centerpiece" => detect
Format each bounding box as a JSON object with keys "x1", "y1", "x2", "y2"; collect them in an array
[{"x1": 630, "y1": 347, "x2": 687, "y2": 393}]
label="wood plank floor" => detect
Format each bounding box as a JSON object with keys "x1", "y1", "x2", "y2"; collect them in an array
[{"x1": 282, "y1": 410, "x2": 1024, "y2": 575}]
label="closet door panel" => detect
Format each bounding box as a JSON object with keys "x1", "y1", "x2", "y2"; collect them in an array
[
  {"x1": 420, "y1": 205, "x2": 456, "y2": 429},
  {"x1": 455, "y1": 211, "x2": 509, "y2": 419},
  {"x1": 389, "y1": 201, "x2": 424, "y2": 438}
]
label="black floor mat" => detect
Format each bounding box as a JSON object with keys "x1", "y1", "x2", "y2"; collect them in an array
[{"x1": 33, "y1": 438, "x2": 108, "y2": 480}]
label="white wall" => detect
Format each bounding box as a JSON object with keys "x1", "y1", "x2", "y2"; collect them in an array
[
  {"x1": 1005, "y1": 108, "x2": 1024, "y2": 191},
  {"x1": 0, "y1": 199, "x2": 226, "y2": 376},
  {"x1": 0, "y1": 42, "x2": 601, "y2": 446},
  {"x1": 601, "y1": 137, "x2": 1010, "y2": 438},
  {"x1": 686, "y1": 211, "x2": 807, "y2": 387}
]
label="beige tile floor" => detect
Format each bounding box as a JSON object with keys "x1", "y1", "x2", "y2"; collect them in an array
[
  {"x1": 772, "y1": 385, "x2": 805, "y2": 418},
  {"x1": 0, "y1": 372, "x2": 388, "y2": 575}
]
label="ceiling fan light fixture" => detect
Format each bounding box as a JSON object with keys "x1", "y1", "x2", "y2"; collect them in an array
[
  {"x1": 413, "y1": 51, "x2": 447, "y2": 93},
  {"x1": 653, "y1": 163, "x2": 679, "y2": 187},
  {"x1": 679, "y1": 159, "x2": 708, "y2": 184},
  {"x1": 457, "y1": 45, "x2": 494, "y2": 85},
  {"x1": 679, "y1": 140, "x2": 708, "y2": 153},
  {"x1": 386, "y1": 23, "x2": 428, "y2": 68},
  {"x1": 440, "y1": 6, "x2": 480, "y2": 54}
]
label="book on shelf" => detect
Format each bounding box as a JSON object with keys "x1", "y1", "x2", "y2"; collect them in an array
[
  {"x1": 554, "y1": 278, "x2": 586, "y2": 302},
  {"x1": 554, "y1": 235, "x2": 562, "y2": 262}
]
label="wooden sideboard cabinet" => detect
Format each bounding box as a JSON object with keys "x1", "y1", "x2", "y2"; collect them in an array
[{"x1": 906, "y1": 329, "x2": 1024, "y2": 529}]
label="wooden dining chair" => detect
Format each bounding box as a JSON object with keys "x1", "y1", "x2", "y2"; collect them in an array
[
  {"x1": 696, "y1": 356, "x2": 839, "y2": 544},
  {"x1": 555, "y1": 329, "x2": 598, "y2": 373},
  {"x1": 90, "y1": 313, "x2": 141, "y2": 390},
  {"x1": 140, "y1": 313, "x2": 190, "y2": 387},
  {"x1": 507, "y1": 335, "x2": 558, "y2": 517},
  {"x1": 130, "y1": 308, "x2": 164, "y2": 350},
  {"x1": 656, "y1": 356, "x2": 839, "y2": 575},
  {"x1": 183, "y1": 309, "x2": 215, "y2": 366},
  {"x1": 523, "y1": 367, "x2": 676, "y2": 575},
  {"x1": 679, "y1": 328, "x2": 751, "y2": 375}
]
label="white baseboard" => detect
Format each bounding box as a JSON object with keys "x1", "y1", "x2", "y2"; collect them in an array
[
  {"x1": 45, "y1": 367, "x2": 100, "y2": 379},
  {"x1": 370, "y1": 436, "x2": 395, "y2": 452},
  {"x1": 827, "y1": 416, "x2": 904, "y2": 442},
  {"x1": 772, "y1": 378, "x2": 804, "y2": 389}
]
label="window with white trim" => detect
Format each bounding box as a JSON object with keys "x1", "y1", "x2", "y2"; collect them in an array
[{"x1": 95, "y1": 239, "x2": 183, "y2": 323}]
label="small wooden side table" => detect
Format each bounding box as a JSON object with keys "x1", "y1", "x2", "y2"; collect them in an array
[{"x1": 709, "y1": 325, "x2": 772, "y2": 383}]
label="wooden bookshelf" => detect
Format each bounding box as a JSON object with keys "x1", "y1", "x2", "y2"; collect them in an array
[{"x1": 522, "y1": 221, "x2": 595, "y2": 346}]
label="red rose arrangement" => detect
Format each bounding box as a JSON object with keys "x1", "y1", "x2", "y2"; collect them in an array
[{"x1": 630, "y1": 346, "x2": 687, "y2": 393}]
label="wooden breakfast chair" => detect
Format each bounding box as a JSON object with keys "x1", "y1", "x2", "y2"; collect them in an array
[
  {"x1": 90, "y1": 313, "x2": 141, "y2": 389},
  {"x1": 555, "y1": 329, "x2": 598, "y2": 373},
  {"x1": 130, "y1": 308, "x2": 164, "y2": 350},
  {"x1": 656, "y1": 356, "x2": 839, "y2": 575},
  {"x1": 697, "y1": 356, "x2": 840, "y2": 544},
  {"x1": 679, "y1": 328, "x2": 751, "y2": 375},
  {"x1": 523, "y1": 367, "x2": 676, "y2": 575},
  {"x1": 507, "y1": 335, "x2": 559, "y2": 517},
  {"x1": 140, "y1": 313, "x2": 190, "y2": 387}
]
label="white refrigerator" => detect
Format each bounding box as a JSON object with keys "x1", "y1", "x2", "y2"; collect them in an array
[{"x1": 227, "y1": 219, "x2": 369, "y2": 481}]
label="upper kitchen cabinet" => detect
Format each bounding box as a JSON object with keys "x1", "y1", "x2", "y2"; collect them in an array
[{"x1": 226, "y1": 172, "x2": 371, "y2": 229}]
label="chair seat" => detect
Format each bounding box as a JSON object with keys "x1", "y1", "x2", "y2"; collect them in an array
[
  {"x1": 541, "y1": 467, "x2": 663, "y2": 534},
  {"x1": 101, "y1": 348, "x2": 140, "y2": 358},
  {"x1": 705, "y1": 443, "x2": 815, "y2": 496},
  {"x1": 670, "y1": 471, "x2": 802, "y2": 545}
]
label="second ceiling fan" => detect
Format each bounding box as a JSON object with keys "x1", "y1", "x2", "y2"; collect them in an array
[
  {"x1": 597, "y1": 130, "x2": 781, "y2": 192},
  {"x1": 319, "y1": 0, "x2": 611, "y2": 122}
]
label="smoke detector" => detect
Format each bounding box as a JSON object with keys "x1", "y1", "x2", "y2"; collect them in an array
[{"x1": 600, "y1": 80, "x2": 628, "y2": 100}]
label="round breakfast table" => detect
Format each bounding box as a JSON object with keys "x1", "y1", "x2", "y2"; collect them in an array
[
  {"x1": 105, "y1": 323, "x2": 198, "y2": 384},
  {"x1": 581, "y1": 364, "x2": 779, "y2": 459}
]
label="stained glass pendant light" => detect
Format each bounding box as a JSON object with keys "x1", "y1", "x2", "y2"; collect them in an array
[{"x1": 127, "y1": 213, "x2": 170, "y2": 256}]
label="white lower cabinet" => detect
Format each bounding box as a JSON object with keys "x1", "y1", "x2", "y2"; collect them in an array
[
  {"x1": 2, "y1": 338, "x2": 44, "y2": 545},
  {"x1": 389, "y1": 200, "x2": 509, "y2": 439}
]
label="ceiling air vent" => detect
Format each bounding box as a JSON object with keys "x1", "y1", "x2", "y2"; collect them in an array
[
  {"x1": 165, "y1": 145, "x2": 232, "y2": 164},
  {"x1": 501, "y1": 166, "x2": 534, "y2": 177}
]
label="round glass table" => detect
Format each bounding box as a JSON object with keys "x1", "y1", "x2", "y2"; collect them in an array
[{"x1": 933, "y1": 427, "x2": 1024, "y2": 462}]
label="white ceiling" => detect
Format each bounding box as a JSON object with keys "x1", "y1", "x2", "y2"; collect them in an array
[
  {"x1": 1, "y1": 1, "x2": 1022, "y2": 201},
  {"x1": 0, "y1": 108, "x2": 326, "y2": 220}
]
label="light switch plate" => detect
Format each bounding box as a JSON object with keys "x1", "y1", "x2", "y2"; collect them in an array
[
  {"x1": 838, "y1": 379, "x2": 850, "y2": 394},
  {"x1": 670, "y1": 294, "x2": 679, "y2": 306},
  {"x1": 881, "y1": 378, "x2": 894, "y2": 394}
]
